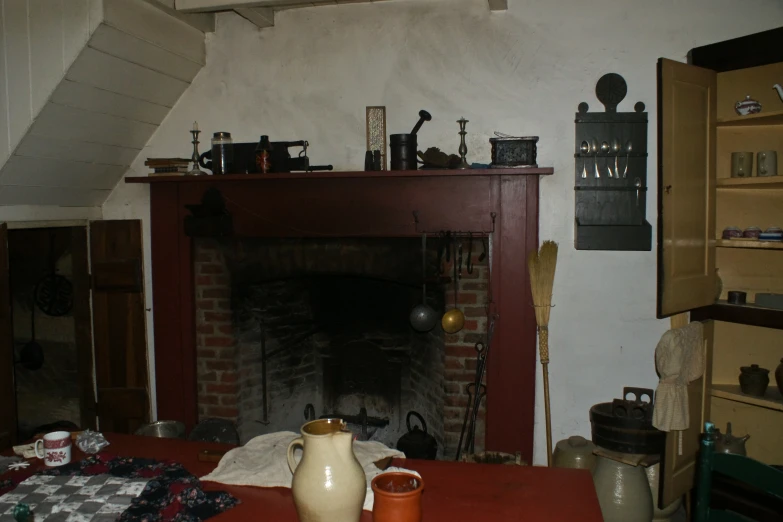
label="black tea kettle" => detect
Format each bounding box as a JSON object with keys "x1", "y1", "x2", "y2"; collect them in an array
[{"x1": 397, "y1": 411, "x2": 437, "y2": 460}]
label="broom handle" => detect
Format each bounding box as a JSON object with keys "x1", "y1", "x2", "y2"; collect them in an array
[
  {"x1": 542, "y1": 362, "x2": 553, "y2": 466},
  {"x1": 539, "y1": 327, "x2": 553, "y2": 466}
]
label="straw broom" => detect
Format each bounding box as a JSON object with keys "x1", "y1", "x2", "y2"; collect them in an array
[{"x1": 528, "y1": 241, "x2": 558, "y2": 466}]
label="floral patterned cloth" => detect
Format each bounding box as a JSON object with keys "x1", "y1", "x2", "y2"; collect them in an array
[{"x1": 38, "y1": 453, "x2": 239, "y2": 522}]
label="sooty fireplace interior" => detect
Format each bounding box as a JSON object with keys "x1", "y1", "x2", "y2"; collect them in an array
[{"x1": 194, "y1": 236, "x2": 492, "y2": 458}]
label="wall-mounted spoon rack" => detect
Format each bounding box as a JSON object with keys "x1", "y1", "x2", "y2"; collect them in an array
[{"x1": 574, "y1": 73, "x2": 651, "y2": 251}]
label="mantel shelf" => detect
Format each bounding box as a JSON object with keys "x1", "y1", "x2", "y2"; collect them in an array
[{"x1": 126, "y1": 168, "x2": 554, "y2": 184}]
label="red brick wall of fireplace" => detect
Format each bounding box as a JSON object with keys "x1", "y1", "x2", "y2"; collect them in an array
[{"x1": 193, "y1": 238, "x2": 489, "y2": 457}]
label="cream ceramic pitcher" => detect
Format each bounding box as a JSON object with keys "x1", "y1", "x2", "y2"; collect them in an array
[{"x1": 287, "y1": 419, "x2": 366, "y2": 522}]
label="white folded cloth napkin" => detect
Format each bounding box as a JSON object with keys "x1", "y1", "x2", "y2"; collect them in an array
[{"x1": 200, "y1": 431, "x2": 414, "y2": 511}]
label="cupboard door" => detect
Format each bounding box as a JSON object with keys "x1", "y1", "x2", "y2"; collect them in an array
[
  {"x1": 660, "y1": 319, "x2": 713, "y2": 507},
  {"x1": 90, "y1": 220, "x2": 150, "y2": 433},
  {"x1": 0, "y1": 224, "x2": 16, "y2": 449},
  {"x1": 657, "y1": 58, "x2": 717, "y2": 318}
]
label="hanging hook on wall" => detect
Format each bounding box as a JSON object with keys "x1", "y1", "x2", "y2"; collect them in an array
[{"x1": 466, "y1": 233, "x2": 474, "y2": 274}]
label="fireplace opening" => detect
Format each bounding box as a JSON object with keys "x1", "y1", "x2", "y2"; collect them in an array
[{"x1": 194, "y1": 237, "x2": 489, "y2": 459}]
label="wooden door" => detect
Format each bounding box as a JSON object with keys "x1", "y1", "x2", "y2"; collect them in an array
[
  {"x1": 71, "y1": 227, "x2": 97, "y2": 431},
  {"x1": 0, "y1": 224, "x2": 16, "y2": 448},
  {"x1": 90, "y1": 220, "x2": 149, "y2": 433},
  {"x1": 659, "y1": 319, "x2": 713, "y2": 507},
  {"x1": 657, "y1": 58, "x2": 717, "y2": 318}
]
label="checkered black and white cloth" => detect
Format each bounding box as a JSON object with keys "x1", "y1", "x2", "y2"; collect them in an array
[{"x1": 0, "y1": 474, "x2": 149, "y2": 522}]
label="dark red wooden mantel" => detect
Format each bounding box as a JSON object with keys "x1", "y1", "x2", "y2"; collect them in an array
[{"x1": 127, "y1": 168, "x2": 552, "y2": 463}]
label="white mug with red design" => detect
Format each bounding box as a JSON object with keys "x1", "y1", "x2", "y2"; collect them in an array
[{"x1": 34, "y1": 431, "x2": 72, "y2": 467}]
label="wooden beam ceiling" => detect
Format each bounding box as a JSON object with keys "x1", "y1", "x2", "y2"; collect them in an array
[
  {"x1": 175, "y1": 0, "x2": 508, "y2": 19},
  {"x1": 234, "y1": 7, "x2": 274, "y2": 27},
  {"x1": 488, "y1": 0, "x2": 507, "y2": 11},
  {"x1": 175, "y1": 0, "x2": 390, "y2": 12}
]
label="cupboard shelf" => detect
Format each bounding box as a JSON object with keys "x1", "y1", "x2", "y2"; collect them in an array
[
  {"x1": 716, "y1": 239, "x2": 783, "y2": 250},
  {"x1": 710, "y1": 384, "x2": 783, "y2": 412},
  {"x1": 691, "y1": 302, "x2": 783, "y2": 330},
  {"x1": 716, "y1": 177, "x2": 783, "y2": 189},
  {"x1": 717, "y1": 110, "x2": 783, "y2": 127}
]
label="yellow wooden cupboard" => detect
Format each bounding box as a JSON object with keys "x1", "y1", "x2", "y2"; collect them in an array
[{"x1": 656, "y1": 27, "x2": 783, "y2": 508}]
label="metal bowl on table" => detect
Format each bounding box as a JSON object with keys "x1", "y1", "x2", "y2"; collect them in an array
[{"x1": 134, "y1": 420, "x2": 187, "y2": 439}]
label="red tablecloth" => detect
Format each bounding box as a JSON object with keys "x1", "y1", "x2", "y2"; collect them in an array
[{"x1": 2, "y1": 434, "x2": 603, "y2": 521}]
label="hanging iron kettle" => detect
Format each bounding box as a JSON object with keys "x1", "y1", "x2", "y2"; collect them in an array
[{"x1": 397, "y1": 411, "x2": 437, "y2": 460}]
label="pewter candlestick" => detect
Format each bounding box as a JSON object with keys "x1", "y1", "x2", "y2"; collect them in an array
[
  {"x1": 187, "y1": 121, "x2": 207, "y2": 176},
  {"x1": 457, "y1": 118, "x2": 471, "y2": 170}
]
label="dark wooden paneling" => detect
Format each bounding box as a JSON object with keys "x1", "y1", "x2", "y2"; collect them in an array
[
  {"x1": 151, "y1": 184, "x2": 198, "y2": 429},
  {"x1": 146, "y1": 172, "x2": 543, "y2": 461},
  {"x1": 689, "y1": 27, "x2": 783, "y2": 72},
  {"x1": 70, "y1": 227, "x2": 96, "y2": 431},
  {"x1": 486, "y1": 176, "x2": 538, "y2": 462},
  {"x1": 92, "y1": 259, "x2": 142, "y2": 292},
  {"x1": 179, "y1": 177, "x2": 496, "y2": 237},
  {"x1": 0, "y1": 224, "x2": 16, "y2": 448},
  {"x1": 91, "y1": 220, "x2": 149, "y2": 434},
  {"x1": 96, "y1": 388, "x2": 148, "y2": 434}
]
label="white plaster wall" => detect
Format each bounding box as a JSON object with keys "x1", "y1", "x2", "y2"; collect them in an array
[{"x1": 103, "y1": 0, "x2": 783, "y2": 462}]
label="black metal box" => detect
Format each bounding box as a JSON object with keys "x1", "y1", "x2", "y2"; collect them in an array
[{"x1": 489, "y1": 136, "x2": 538, "y2": 168}]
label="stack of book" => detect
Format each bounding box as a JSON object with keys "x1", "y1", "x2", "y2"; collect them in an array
[{"x1": 145, "y1": 158, "x2": 191, "y2": 176}]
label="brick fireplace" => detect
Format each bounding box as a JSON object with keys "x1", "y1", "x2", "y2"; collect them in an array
[
  {"x1": 134, "y1": 167, "x2": 549, "y2": 463},
  {"x1": 193, "y1": 237, "x2": 489, "y2": 457}
]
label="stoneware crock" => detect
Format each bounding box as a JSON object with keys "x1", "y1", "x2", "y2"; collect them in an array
[
  {"x1": 592, "y1": 455, "x2": 653, "y2": 522},
  {"x1": 371, "y1": 472, "x2": 424, "y2": 522},
  {"x1": 552, "y1": 435, "x2": 596, "y2": 471},
  {"x1": 738, "y1": 364, "x2": 769, "y2": 397},
  {"x1": 287, "y1": 418, "x2": 366, "y2": 522}
]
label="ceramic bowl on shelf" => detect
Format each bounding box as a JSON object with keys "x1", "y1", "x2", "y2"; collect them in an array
[
  {"x1": 722, "y1": 226, "x2": 742, "y2": 239},
  {"x1": 742, "y1": 226, "x2": 762, "y2": 239}
]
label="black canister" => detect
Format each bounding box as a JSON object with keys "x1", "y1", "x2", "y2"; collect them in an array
[
  {"x1": 210, "y1": 132, "x2": 234, "y2": 175},
  {"x1": 390, "y1": 134, "x2": 418, "y2": 171}
]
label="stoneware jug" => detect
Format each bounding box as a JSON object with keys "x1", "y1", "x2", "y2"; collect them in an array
[
  {"x1": 646, "y1": 463, "x2": 683, "y2": 522},
  {"x1": 592, "y1": 455, "x2": 653, "y2": 522},
  {"x1": 552, "y1": 436, "x2": 596, "y2": 471},
  {"x1": 287, "y1": 419, "x2": 366, "y2": 522}
]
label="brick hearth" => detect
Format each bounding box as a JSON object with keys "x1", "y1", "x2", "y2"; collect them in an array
[{"x1": 193, "y1": 237, "x2": 488, "y2": 458}]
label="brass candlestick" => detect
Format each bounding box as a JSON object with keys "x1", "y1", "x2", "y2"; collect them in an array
[
  {"x1": 457, "y1": 118, "x2": 471, "y2": 170},
  {"x1": 187, "y1": 122, "x2": 207, "y2": 176}
]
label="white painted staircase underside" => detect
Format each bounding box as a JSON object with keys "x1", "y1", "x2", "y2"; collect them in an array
[{"x1": 0, "y1": 0, "x2": 208, "y2": 207}]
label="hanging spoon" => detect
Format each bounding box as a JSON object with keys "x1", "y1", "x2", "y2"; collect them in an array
[
  {"x1": 579, "y1": 141, "x2": 589, "y2": 179},
  {"x1": 623, "y1": 141, "x2": 632, "y2": 178},
  {"x1": 601, "y1": 141, "x2": 611, "y2": 178},
  {"x1": 611, "y1": 139, "x2": 621, "y2": 178},
  {"x1": 590, "y1": 138, "x2": 600, "y2": 178}
]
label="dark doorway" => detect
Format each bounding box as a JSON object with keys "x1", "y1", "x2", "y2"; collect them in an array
[{"x1": 7, "y1": 226, "x2": 94, "y2": 440}]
